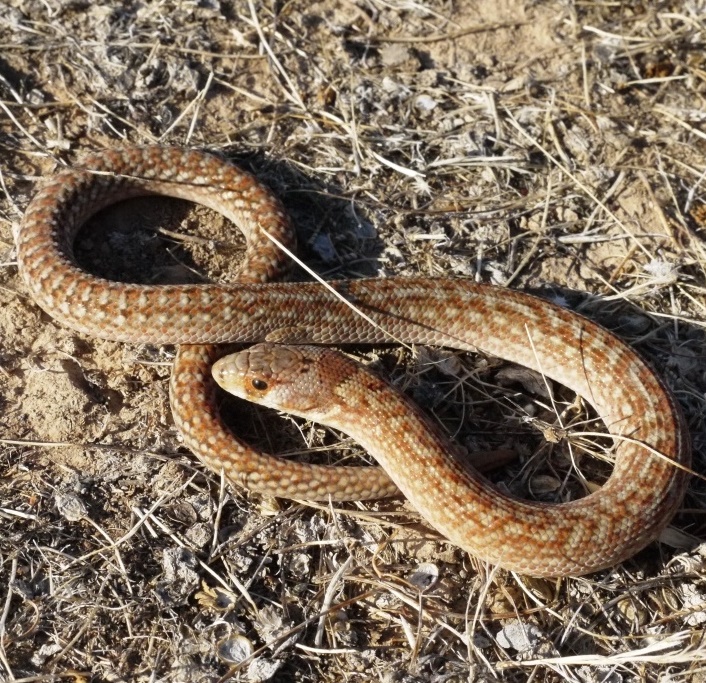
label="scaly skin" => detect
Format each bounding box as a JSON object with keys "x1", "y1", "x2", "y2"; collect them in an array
[{"x1": 16, "y1": 145, "x2": 690, "y2": 576}]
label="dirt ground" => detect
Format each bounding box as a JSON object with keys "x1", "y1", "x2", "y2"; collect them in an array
[{"x1": 1, "y1": 0, "x2": 705, "y2": 681}]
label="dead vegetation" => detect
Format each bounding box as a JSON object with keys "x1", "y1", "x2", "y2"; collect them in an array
[{"x1": 1, "y1": 0, "x2": 705, "y2": 681}]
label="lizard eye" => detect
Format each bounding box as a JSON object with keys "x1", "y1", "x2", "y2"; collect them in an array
[{"x1": 252, "y1": 378, "x2": 268, "y2": 391}]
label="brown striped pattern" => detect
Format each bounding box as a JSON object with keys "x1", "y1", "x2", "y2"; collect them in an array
[{"x1": 16, "y1": 145, "x2": 690, "y2": 576}]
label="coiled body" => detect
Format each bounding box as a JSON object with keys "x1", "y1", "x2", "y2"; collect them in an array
[{"x1": 16, "y1": 145, "x2": 690, "y2": 576}]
